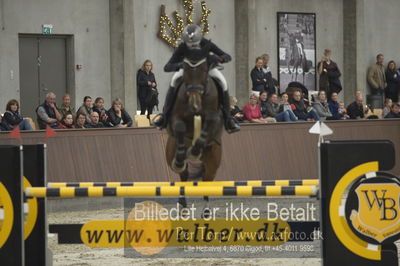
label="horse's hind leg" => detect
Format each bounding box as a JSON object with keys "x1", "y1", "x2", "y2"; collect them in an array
[{"x1": 172, "y1": 120, "x2": 187, "y2": 173}]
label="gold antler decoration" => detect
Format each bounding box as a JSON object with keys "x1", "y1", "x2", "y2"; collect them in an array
[
  {"x1": 158, "y1": 5, "x2": 185, "y2": 48},
  {"x1": 158, "y1": 0, "x2": 211, "y2": 48},
  {"x1": 199, "y1": 1, "x2": 211, "y2": 35}
]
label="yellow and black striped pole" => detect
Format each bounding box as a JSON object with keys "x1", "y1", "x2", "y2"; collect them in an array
[
  {"x1": 25, "y1": 185, "x2": 318, "y2": 198},
  {"x1": 47, "y1": 179, "x2": 319, "y2": 188}
]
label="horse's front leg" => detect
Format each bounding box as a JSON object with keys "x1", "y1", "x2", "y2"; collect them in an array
[
  {"x1": 187, "y1": 112, "x2": 218, "y2": 160},
  {"x1": 171, "y1": 119, "x2": 187, "y2": 173}
]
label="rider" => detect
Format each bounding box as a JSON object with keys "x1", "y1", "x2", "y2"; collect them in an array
[{"x1": 153, "y1": 24, "x2": 240, "y2": 133}]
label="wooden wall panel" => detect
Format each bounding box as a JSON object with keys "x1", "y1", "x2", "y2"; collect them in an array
[{"x1": 0, "y1": 120, "x2": 398, "y2": 182}]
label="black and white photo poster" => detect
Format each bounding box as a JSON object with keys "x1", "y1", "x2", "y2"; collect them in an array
[{"x1": 277, "y1": 12, "x2": 316, "y2": 93}]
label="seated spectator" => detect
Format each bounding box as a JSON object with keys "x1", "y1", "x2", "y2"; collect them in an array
[
  {"x1": 230, "y1": 96, "x2": 244, "y2": 123},
  {"x1": 250, "y1": 57, "x2": 268, "y2": 96},
  {"x1": 93, "y1": 97, "x2": 108, "y2": 124},
  {"x1": 384, "y1": 103, "x2": 400, "y2": 118},
  {"x1": 76, "y1": 96, "x2": 93, "y2": 124},
  {"x1": 278, "y1": 93, "x2": 298, "y2": 121},
  {"x1": 328, "y1": 92, "x2": 341, "y2": 120},
  {"x1": 59, "y1": 94, "x2": 75, "y2": 119},
  {"x1": 290, "y1": 89, "x2": 320, "y2": 121},
  {"x1": 259, "y1": 91, "x2": 270, "y2": 118},
  {"x1": 242, "y1": 93, "x2": 275, "y2": 123},
  {"x1": 338, "y1": 102, "x2": 350, "y2": 119},
  {"x1": 383, "y1": 98, "x2": 393, "y2": 118},
  {"x1": 75, "y1": 113, "x2": 87, "y2": 129},
  {"x1": 86, "y1": 112, "x2": 104, "y2": 128},
  {"x1": 36, "y1": 92, "x2": 62, "y2": 129},
  {"x1": 312, "y1": 91, "x2": 332, "y2": 121},
  {"x1": 57, "y1": 113, "x2": 75, "y2": 129},
  {"x1": 106, "y1": 99, "x2": 133, "y2": 128},
  {"x1": 265, "y1": 93, "x2": 297, "y2": 122},
  {"x1": 1, "y1": 99, "x2": 33, "y2": 131},
  {"x1": 347, "y1": 96, "x2": 365, "y2": 119}
]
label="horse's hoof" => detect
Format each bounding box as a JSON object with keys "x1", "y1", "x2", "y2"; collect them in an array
[
  {"x1": 172, "y1": 158, "x2": 187, "y2": 173},
  {"x1": 187, "y1": 147, "x2": 202, "y2": 161}
]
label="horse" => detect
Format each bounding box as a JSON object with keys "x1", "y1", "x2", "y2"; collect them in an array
[{"x1": 165, "y1": 54, "x2": 224, "y2": 215}]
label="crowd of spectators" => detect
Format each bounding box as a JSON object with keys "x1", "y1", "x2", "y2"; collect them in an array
[
  {"x1": 1, "y1": 52, "x2": 399, "y2": 132},
  {"x1": 0, "y1": 92, "x2": 133, "y2": 131}
]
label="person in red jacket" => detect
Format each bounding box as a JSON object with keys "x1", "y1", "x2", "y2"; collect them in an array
[{"x1": 242, "y1": 93, "x2": 273, "y2": 123}]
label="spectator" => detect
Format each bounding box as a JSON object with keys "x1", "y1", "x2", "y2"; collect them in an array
[
  {"x1": 1, "y1": 99, "x2": 33, "y2": 131},
  {"x1": 57, "y1": 113, "x2": 75, "y2": 129},
  {"x1": 86, "y1": 112, "x2": 104, "y2": 128},
  {"x1": 328, "y1": 92, "x2": 341, "y2": 120},
  {"x1": 383, "y1": 98, "x2": 393, "y2": 118},
  {"x1": 265, "y1": 93, "x2": 297, "y2": 122},
  {"x1": 278, "y1": 93, "x2": 298, "y2": 121},
  {"x1": 137, "y1": 60, "x2": 157, "y2": 117},
  {"x1": 318, "y1": 49, "x2": 342, "y2": 97},
  {"x1": 347, "y1": 96, "x2": 365, "y2": 119},
  {"x1": 250, "y1": 57, "x2": 267, "y2": 96},
  {"x1": 75, "y1": 113, "x2": 87, "y2": 129},
  {"x1": 385, "y1": 60, "x2": 400, "y2": 103},
  {"x1": 106, "y1": 99, "x2": 133, "y2": 128},
  {"x1": 384, "y1": 103, "x2": 400, "y2": 118},
  {"x1": 338, "y1": 102, "x2": 350, "y2": 119},
  {"x1": 230, "y1": 96, "x2": 244, "y2": 123},
  {"x1": 261, "y1": 54, "x2": 275, "y2": 95},
  {"x1": 36, "y1": 92, "x2": 62, "y2": 129},
  {"x1": 242, "y1": 93, "x2": 274, "y2": 123},
  {"x1": 290, "y1": 89, "x2": 319, "y2": 121},
  {"x1": 59, "y1": 94, "x2": 75, "y2": 119},
  {"x1": 76, "y1": 96, "x2": 93, "y2": 124},
  {"x1": 93, "y1": 97, "x2": 108, "y2": 124},
  {"x1": 312, "y1": 90, "x2": 332, "y2": 121},
  {"x1": 259, "y1": 91, "x2": 270, "y2": 118},
  {"x1": 367, "y1": 54, "x2": 386, "y2": 95}
]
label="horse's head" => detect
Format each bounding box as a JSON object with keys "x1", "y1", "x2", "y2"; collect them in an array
[{"x1": 183, "y1": 57, "x2": 208, "y2": 114}]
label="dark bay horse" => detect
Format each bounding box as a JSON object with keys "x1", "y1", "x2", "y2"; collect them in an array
[{"x1": 165, "y1": 55, "x2": 223, "y2": 212}]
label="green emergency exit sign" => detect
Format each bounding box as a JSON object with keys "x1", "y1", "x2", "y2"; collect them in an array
[{"x1": 42, "y1": 24, "x2": 53, "y2": 35}]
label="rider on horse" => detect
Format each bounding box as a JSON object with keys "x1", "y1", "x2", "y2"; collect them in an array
[{"x1": 153, "y1": 24, "x2": 240, "y2": 134}]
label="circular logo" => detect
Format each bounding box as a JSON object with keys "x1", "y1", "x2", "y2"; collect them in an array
[{"x1": 345, "y1": 172, "x2": 400, "y2": 245}]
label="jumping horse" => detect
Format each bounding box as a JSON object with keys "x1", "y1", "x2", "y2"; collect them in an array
[{"x1": 165, "y1": 50, "x2": 224, "y2": 214}]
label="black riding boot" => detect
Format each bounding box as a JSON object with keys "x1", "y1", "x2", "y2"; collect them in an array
[
  {"x1": 153, "y1": 86, "x2": 177, "y2": 129},
  {"x1": 221, "y1": 91, "x2": 240, "y2": 134}
]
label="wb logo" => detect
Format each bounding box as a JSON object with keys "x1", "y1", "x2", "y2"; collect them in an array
[
  {"x1": 361, "y1": 189, "x2": 397, "y2": 220},
  {"x1": 350, "y1": 183, "x2": 400, "y2": 243}
]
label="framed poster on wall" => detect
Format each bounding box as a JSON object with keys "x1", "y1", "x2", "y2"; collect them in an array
[{"x1": 277, "y1": 12, "x2": 316, "y2": 94}]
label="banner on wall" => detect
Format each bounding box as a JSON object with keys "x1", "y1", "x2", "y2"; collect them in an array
[{"x1": 277, "y1": 12, "x2": 316, "y2": 94}]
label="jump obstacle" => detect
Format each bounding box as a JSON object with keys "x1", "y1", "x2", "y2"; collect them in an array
[
  {"x1": 0, "y1": 140, "x2": 399, "y2": 266},
  {"x1": 47, "y1": 179, "x2": 319, "y2": 187},
  {"x1": 25, "y1": 185, "x2": 318, "y2": 197}
]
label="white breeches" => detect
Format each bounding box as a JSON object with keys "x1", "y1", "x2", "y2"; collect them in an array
[
  {"x1": 209, "y1": 68, "x2": 228, "y2": 91},
  {"x1": 170, "y1": 68, "x2": 228, "y2": 91}
]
